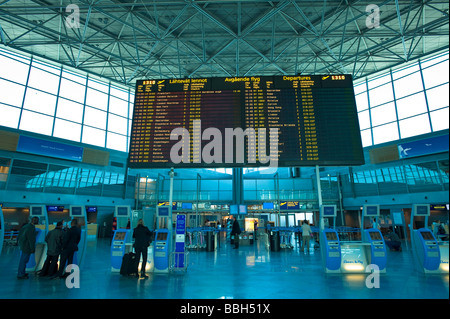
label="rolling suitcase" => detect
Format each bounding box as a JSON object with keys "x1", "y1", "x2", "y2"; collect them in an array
[{"x1": 120, "y1": 252, "x2": 139, "y2": 276}]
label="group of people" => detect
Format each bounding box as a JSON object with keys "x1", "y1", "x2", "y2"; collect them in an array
[
  {"x1": 17, "y1": 217, "x2": 81, "y2": 279},
  {"x1": 17, "y1": 216, "x2": 154, "y2": 280},
  {"x1": 229, "y1": 217, "x2": 315, "y2": 253}
]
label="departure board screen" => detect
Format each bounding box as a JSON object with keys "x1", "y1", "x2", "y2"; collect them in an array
[{"x1": 128, "y1": 75, "x2": 364, "y2": 168}]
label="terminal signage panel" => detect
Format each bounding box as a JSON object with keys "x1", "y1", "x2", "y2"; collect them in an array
[
  {"x1": 129, "y1": 75, "x2": 364, "y2": 168},
  {"x1": 17, "y1": 135, "x2": 83, "y2": 162},
  {"x1": 280, "y1": 201, "x2": 299, "y2": 210}
]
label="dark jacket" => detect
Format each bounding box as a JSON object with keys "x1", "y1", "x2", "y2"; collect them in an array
[
  {"x1": 133, "y1": 224, "x2": 153, "y2": 249},
  {"x1": 18, "y1": 223, "x2": 36, "y2": 254},
  {"x1": 231, "y1": 219, "x2": 242, "y2": 235},
  {"x1": 45, "y1": 227, "x2": 64, "y2": 256},
  {"x1": 62, "y1": 226, "x2": 81, "y2": 252}
]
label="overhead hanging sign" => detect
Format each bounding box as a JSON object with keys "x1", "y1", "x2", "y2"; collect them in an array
[{"x1": 17, "y1": 135, "x2": 83, "y2": 162}]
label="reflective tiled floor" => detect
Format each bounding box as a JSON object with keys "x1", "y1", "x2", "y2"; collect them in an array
[{"x1": 0, "y1": 235, "x2": 448, "y2": 299}]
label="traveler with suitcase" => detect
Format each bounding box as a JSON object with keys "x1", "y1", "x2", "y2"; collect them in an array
[{"x1": 132, "y1": 219, "x2": 153, "y2": 278}]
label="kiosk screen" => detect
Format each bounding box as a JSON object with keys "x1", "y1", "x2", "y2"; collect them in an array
[
  {"x1": 420, "y1": 231, "x2": 434, "y2": 240},
  {"x1": 157, "y1": 232, "x2": 168, "y2": 241},
  {"x1": 71, "y1": 207, "x2": 82, "y2": 216},
  {"x1": 369, "y1": 231, "x2": 382, "y2": 240},
  {"x1": 325, "y1": 232, "x2": 338, "y2": 241},
  {"x1": 114, "y1": 232, "x2": 126, "y2": 240}
]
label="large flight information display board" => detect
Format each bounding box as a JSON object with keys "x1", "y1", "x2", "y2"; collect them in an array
[{"x1": 128, "y1": 75, "x2": 364, "y2": 168}]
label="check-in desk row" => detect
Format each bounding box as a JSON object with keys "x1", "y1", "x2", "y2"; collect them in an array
[
  {"x1": 322, "y1": 227, "x2": 448, "y2": 274},
  {"x1": 321, "y1": 228, "x2": 387, "y2": 273}
]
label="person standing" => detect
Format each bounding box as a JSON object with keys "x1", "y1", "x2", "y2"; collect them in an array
[
  {"x1": 301, "y1": 220, "x2": 312, "y2": 253},
  {"x1": 385, "y1": 228, "x2": 402, "y2": 251},
  {"x1": 17, "y1": 217, "x2": 39, "y2": 279},
  {"x1": 231, "y1": 216, "x2": 241, "y2": 249},
  {"x1": 133, "y1": 219, "x2": 153, "y2": 278},
  {"x1": 51, "y1": 219, "x2": 81, "y2": 279},
  {"x1": 40, "y1": 221, "x2": 64, "y2": 277}
]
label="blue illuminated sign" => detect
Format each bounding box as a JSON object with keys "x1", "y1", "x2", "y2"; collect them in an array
[
  {"x1": 17, "y1": 136, "x2": 83, "y2": 162},
  {"x1": 280, "y1": 201, "x2": 299, "y2": 210},
  {"x1": 398, "y1": 134, "x2": 448, "y2": 159}
]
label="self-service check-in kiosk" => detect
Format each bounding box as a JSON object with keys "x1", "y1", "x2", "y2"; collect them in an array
[
  {"x1": 321, "y1": 229, "x2": 341, "y2": 272},
  {"x1": 321, "y1": 204, "x2": 387, "y2": 274},
  {"x1": 361, "y1": 205, "x2": 387, "y2": 273},
  {"x1": 410, "y1": 204, "x2": 448, "y2": 274},
  {"x1": 364, "y1": 229, "x2": 387, "y2": 271},
  {"x1": 153, "y1": 206, "x2": 171, "y2": 273},
  {"x1": 339, "y1": 204, "x2": 386, "y2": 273},
  {"x1": 69, "y1": 205, "x2": 87, "y2": 267},
  {"x1": 320, "y1": 205, "x2": 342, "y2": 273},
  {"x1": 25, "y1": 205, "x2": 48, "y2": 272},
  {"x1": 111, "y1": 205, "x2": 133, "y2": 272}
]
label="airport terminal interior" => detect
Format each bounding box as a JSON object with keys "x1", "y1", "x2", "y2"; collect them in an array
[{"x1": 0, "y1": 0, "x2": 449, "y2": 301}]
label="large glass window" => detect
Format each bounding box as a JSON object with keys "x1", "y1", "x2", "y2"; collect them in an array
[
  {"x1": 371, "y1": 102, "x2": 397, "y2": 127},
  {"x1": 367, "y1": 83, "x2": 394, "y2": 107},
  {"x1": 393, "y1": 72, "x2": 423, "y2": 99},
  {"x1": 395, "y1": 92, "x2": 428, "y2": 120},
  {"x1": 372, "y1": 122, "x2": 399, "y2": 145},
  {"x1": 82, "y1": 126, "x2": 106, "y2": 148},
  {"x1": 426, "y1": 84, "x2": 449, "y2": 111},
  {"x1": 398, "y1": 114, "x2": 431, "y2": 138},
  {"x1": 55, "y1": 98, "x2": 84, "y2": 123},
  {"x1": 84, "y1": 106, "x2": 107, "y2": 129},
  {"x1": 19, "y1": 110, "x2": 53, "y2": 135},
  {"x1": 430, "y1": 108, "x2": 449, "y2": 132},
  {"x1": 59, "y1": 77, "x2": 86, "y2": 104},
  {"x1": 0, "y1": 47, "x2": 133, "y2": 153},
  {"x1": 107, "y1": 114, "x2": 128, "y2": 135},
  {"x1": 357, "y1": 110, "x2": 370, "y2": 130},
  {"x1": 354, "y1": 50, "x2": 449, "y2": 147},
  {"x1": 86, "y1": 87, "x2": 109, "y2": 110},
  {"x1": 0, "y1": 79, "x2": 25, "y2": 107},
  {"x1": 422, "y1": 60, "x2": 449, "y2": 89},
  {"x1": 360, "y1": 129, "x2": 372, "y2": 148},
  {"x1": 0, "y1": 104, "x2": 21, "y2": 129},
  {"x1": 23, "y1": 88, "x2": 57, "y2": 116},
  {"x1": 355, "y1": 92, "x2": 369, "y2": 111},
  {"x1": 0, "y1": 51, "x2": 30, "y2": 84},
  {"x1": 27, "y1": 62, "x2": 60, "y2": 94},
  {"x1": 53, "y1": 118, "x2": 82, "y2": 142}
]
